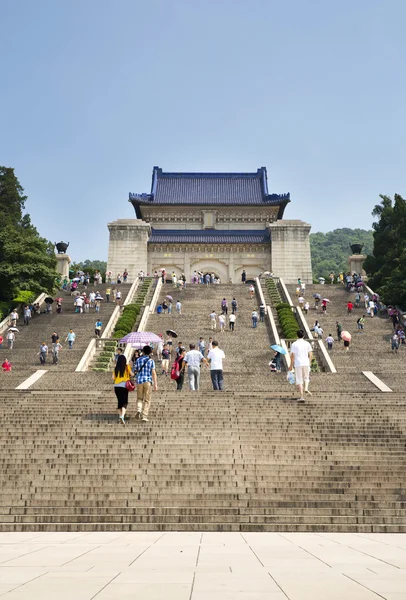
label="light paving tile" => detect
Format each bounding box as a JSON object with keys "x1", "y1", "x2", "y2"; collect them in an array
[
  {"x1": 115, "y1": 568, "x2": 195, "y2": 583},
  {"x1": 0, "y1": 567, "x2": 48, "y2": 583},
  {"x1": 355, "y1": 577, "x2": 406, "y2": 595},
  {"x1": 271, "y1": 571, "x2": 383, "y2": 600},
  {"x1": 3, "y1": 545, "x2": 99, "y2": 567},
  {"x1": 192, "y1": 592, "x2": 286, "y2": 600},
  {"x1": 95, "y1": 582, "x2": 192, "y2": 599},
  {"x1": 0, "y1": 576, "x2": 112, "y2": 600},
  {"x1": 193, "y1": 572, "x2": 280, "y2": 593}
]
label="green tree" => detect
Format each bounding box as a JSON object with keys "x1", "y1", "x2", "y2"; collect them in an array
[
  {"x1": 70, "y1": 259, "x2": 107, "y2": 280},
  {"x1": 364, "y1": 194, "x2": 406, "y2": 307},
  {"x1": 0, "y1": 167, "x2": 57, "y2": 303},
  {"x1": 310, "y1": 228, "x2": 374, "y2": 279}
]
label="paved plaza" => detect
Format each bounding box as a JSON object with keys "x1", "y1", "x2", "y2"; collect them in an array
[{"x1": 0, "y1": 532, "x2": 405, "y2": 599}]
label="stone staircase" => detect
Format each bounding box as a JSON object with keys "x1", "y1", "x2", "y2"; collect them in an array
[
  {"x1": 0, "y1": 283, "x2": 130, "y2": 387},
  {"x1": 0, "y1": 387, "x2": 405, "y2": 531},
  {"x1": 0, "y1": 282, "x2": 405, "y2": 532},
  {"x1": 286, "y1": 284, "x2": 397, "y2": 374}
]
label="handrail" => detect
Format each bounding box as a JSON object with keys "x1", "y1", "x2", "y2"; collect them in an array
[
  {"x1": 0, "y1": 291, "x2": 47, "y2": 335},
  {"x1": 149, "y1": 278, "x2": 162, "y2": 314},
  {"x1": 102, "y1": 306, "x2": 121, "y2": 339},
  {"x1": 256, "y1": 277, "x2": 290, "y2": 370},
  {"x1": 75, "y1": 338, "x2": 96, "y2": 372},
  {"x1": 123, "y1": 277, "x2": 140, "y2": 306},
  {"x1": 278, "y1": 278, "x2": 336, "y2": 373}
]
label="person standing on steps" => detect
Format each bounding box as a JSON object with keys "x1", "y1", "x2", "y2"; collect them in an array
[
  {"x1": 66, "y1": 329, "x2": 76, "y2": 349},
  {"x1": 218, "y1": 313, "x2": 226, "y2": 333},
  {"x1": 336, "y1": 321, "x2": 342, "y2": 342},
  {"x1": 198, "y1": 337, "x2": 206, "y2": 358},
  {"x1": 251, "y1": 309, "x2": 259, "y2": 328},
  {"x1": 23, "y1": 305, "x2": 31, "y2": 326},
  {"x1": 112, "y1": 354, "x2": 133, "y2": 425},
  {"x1": 325, "y1": 334, "x2": 334, "y2": 351},
  {"x1": 357, "y1": 315, "x2": 365, "y2": 333},
  {"x1": 161, "y1": 344, "x2": 170, "y2": 375},
  {"x1": 229, "y1": 312, "x2": 236, "y2": 332},
  {"x1": 249, "y1": 284, "x2": 255, "y2": 299},
  {"x1": 52, "y1": 341, "x2": 63, "y2": 364},
  {"x1": 95, "y1": 319, "x2": 103, "y2": 338},
  {"x1": 10, "y1": 309, "x2": 18, "y2": 327},
  {"x1": 209, "y1": 310, "x2": 217, "y2": 330},
  {"x1": 221, "y1": 298, "x2": 228, "y2": 315},
  {"x1": 231, "y1": 298, "x2": 238, "y2": 314},
  {"x1": 135, "y1": 346, "x2": 158, "y2": 422},
  {"x1": 106, "y1": 286, "x2": 111, "y2": 302},
  {"x1": 176, "y1": 300, "x2": 182, "y2": 315},
  {"x1": 241, "y1": 270, "x2": 246, "y2": 284},
  {"x1": 206, "y1": 337, "x2": 213, "y2": 356},
  {"x1": 38, "y1": 342, "x2": 48, "y2": 365},
  {"x1": 116, "y1": 289, "x2": 122, "y2": 305},
  {"x1": 7, "y1": 330, "x2": 15, "y2": 350},
  {"x1": 173, "y1": 348, "x2": 186, "y2": 391},
  {"x1": 208, "y1": 341, "x2": 225, "y2": 391},
  {"x1": 289, "y1": 329, "x2": 313, "y2": 403},
  {"x1": 184, "y1": 343, "x2": 209, "y2": 391},
  {"x1": 259, "y1": 303, "x2": 266, "y2": 322}
]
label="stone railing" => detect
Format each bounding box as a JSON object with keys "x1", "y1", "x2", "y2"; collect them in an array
[
  {"x1": 123, "y1": 278, "x2": 162, "y2": 362},
  {"x1": 76, "y1": 278, "x2": 140, "y2": 372},
  {"x1": 256, "y1": 277, "x2": 290, "y2": 371},
  {"x1": 0, "y1": 291, "x2": 47, "y2": 335},
  {"x1": 277, "y1": 278, "x2": 336, "y2": 374}
]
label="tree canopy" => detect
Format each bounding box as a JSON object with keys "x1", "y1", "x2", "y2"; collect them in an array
[
  {"x1": 0, "y1": 167, "x2": 57, "y2": 305},
  {"x1": 363, "y1": 194, "x2": 406, "y2": 307},
  {"x1": 310, "y1": 228, "x2": 373, "y2": 279}
]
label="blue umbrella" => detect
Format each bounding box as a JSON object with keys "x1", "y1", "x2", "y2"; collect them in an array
[{"x1": 271, "y1": 344, "x2": 287, "y2": 355}]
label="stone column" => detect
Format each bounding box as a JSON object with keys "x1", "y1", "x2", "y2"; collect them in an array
[
  {"x1": 348, "y1": 254, "x2": 367, "y2": 277},
  {"x1": 268, "y1": 220, "x2": 313, "y2": 284},
  {"x1": 55, "y1": 254, "x2": 71, "y2": 279},
  {"x1": 107, "y1": 219, "x2": 151, "y2": 282}
]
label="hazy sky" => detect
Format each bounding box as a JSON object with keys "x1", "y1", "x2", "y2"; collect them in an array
[{"x1": 1, "y1": 0, "x2": 405, "y2": 262}]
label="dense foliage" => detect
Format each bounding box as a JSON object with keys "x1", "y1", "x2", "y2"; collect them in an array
[
  {"x1": 0, "y1": 167, "x2": 57, "y2": 310},
  {"x1": 310, "y1": 228, "x2": 373, "y2": 279},
  {"x1": 363, "y1": 195, "x2": 406, "y2": 307},
  {"x1": 70, "y1": 259, "x2": 107, "y2": 280}
]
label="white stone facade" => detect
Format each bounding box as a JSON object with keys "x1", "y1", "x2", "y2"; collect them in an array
[{"x1": 107, "y1": 217, "x2": 313, "y2": 284}]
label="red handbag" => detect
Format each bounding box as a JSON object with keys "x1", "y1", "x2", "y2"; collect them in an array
[{"x1": 125, "y1": 380, "x2": 135, "y2": 392}]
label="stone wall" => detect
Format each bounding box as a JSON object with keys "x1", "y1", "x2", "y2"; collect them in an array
[
  {"x1": 268, "y1": 220, "x2": 313, "y2": 284},
  {"x1": 147, "y1": 244, "x2": 271, "y2": 283},
  {"x1": 107, "y1": 219, "x2": 150, "y2": 281}
]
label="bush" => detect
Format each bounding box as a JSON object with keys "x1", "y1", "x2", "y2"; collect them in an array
[{"x1": 13, "y1": 291, "x2": 35, "y2": 305}]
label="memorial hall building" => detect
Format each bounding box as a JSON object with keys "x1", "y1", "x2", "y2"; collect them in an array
[{"x1": 107, "y1": 166, "x2": 312, "y2": 283}]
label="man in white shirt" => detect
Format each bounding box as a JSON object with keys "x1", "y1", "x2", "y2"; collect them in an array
[
  {"x1": 209, "y1": 311, "x2": 217, "y2": 330},
  {"x1": 183, "y1": 343, "x2": 209, "y2": 391},
  {"x1": 10, "y1": 310, "x2": 18, "y2": 326},
  {"x1": 229, "y1": 313, "x2": 236, "y2": 332},
  {"x1": 289, "y1": 329, "x2": 313, "y2": 402},
  {"x1": 207, "y1": 341, "x2": 225, "y2": 391}
]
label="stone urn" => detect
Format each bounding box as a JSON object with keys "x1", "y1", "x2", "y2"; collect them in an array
[
  {"x1": 350, "y1": 243, "x2": 364, "y2": 255},
  {"x1": 55, "y1": 241, "x2": 70, "y2": 254}
]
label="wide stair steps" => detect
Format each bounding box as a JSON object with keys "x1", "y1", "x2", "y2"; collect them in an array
[
  {"x1": 286, "y1": 284, "x2": 402, "y2": 390},
  {"x1": 0, "y1": 282, "x2": 405, "y2": 532},
  {"x1": 0, "y1": 283, "x2": 130, "y2": 387},
  {"x1": 0, "y1": 388, "x2": 405, "y2": 532}
]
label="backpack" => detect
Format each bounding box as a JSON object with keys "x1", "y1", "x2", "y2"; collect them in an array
[
  {"x1": 170, "y1": 358, "x2": 181, "y2": 380},
  {"x1": 232, "y1": 300, "x2": 237, "y2": 308}
]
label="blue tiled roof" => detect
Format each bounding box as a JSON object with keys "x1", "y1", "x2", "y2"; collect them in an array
[
  {"x1": 148, "y1": 229, "x2": 270, "y2": 244},
  {"x1": 129, "y1": 167, "x2": 290, "y2": 219}
]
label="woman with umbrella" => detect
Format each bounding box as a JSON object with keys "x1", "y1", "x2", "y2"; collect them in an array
[
  {"x1": 270, "y1": 344, "x2": 287, "y2": 373},
  {"x1": 341, "y1": 331, "x2": 352, "y2": 351},
  {"x1": 45, "y1": 297, "x2": 54, "y2": 314}
]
